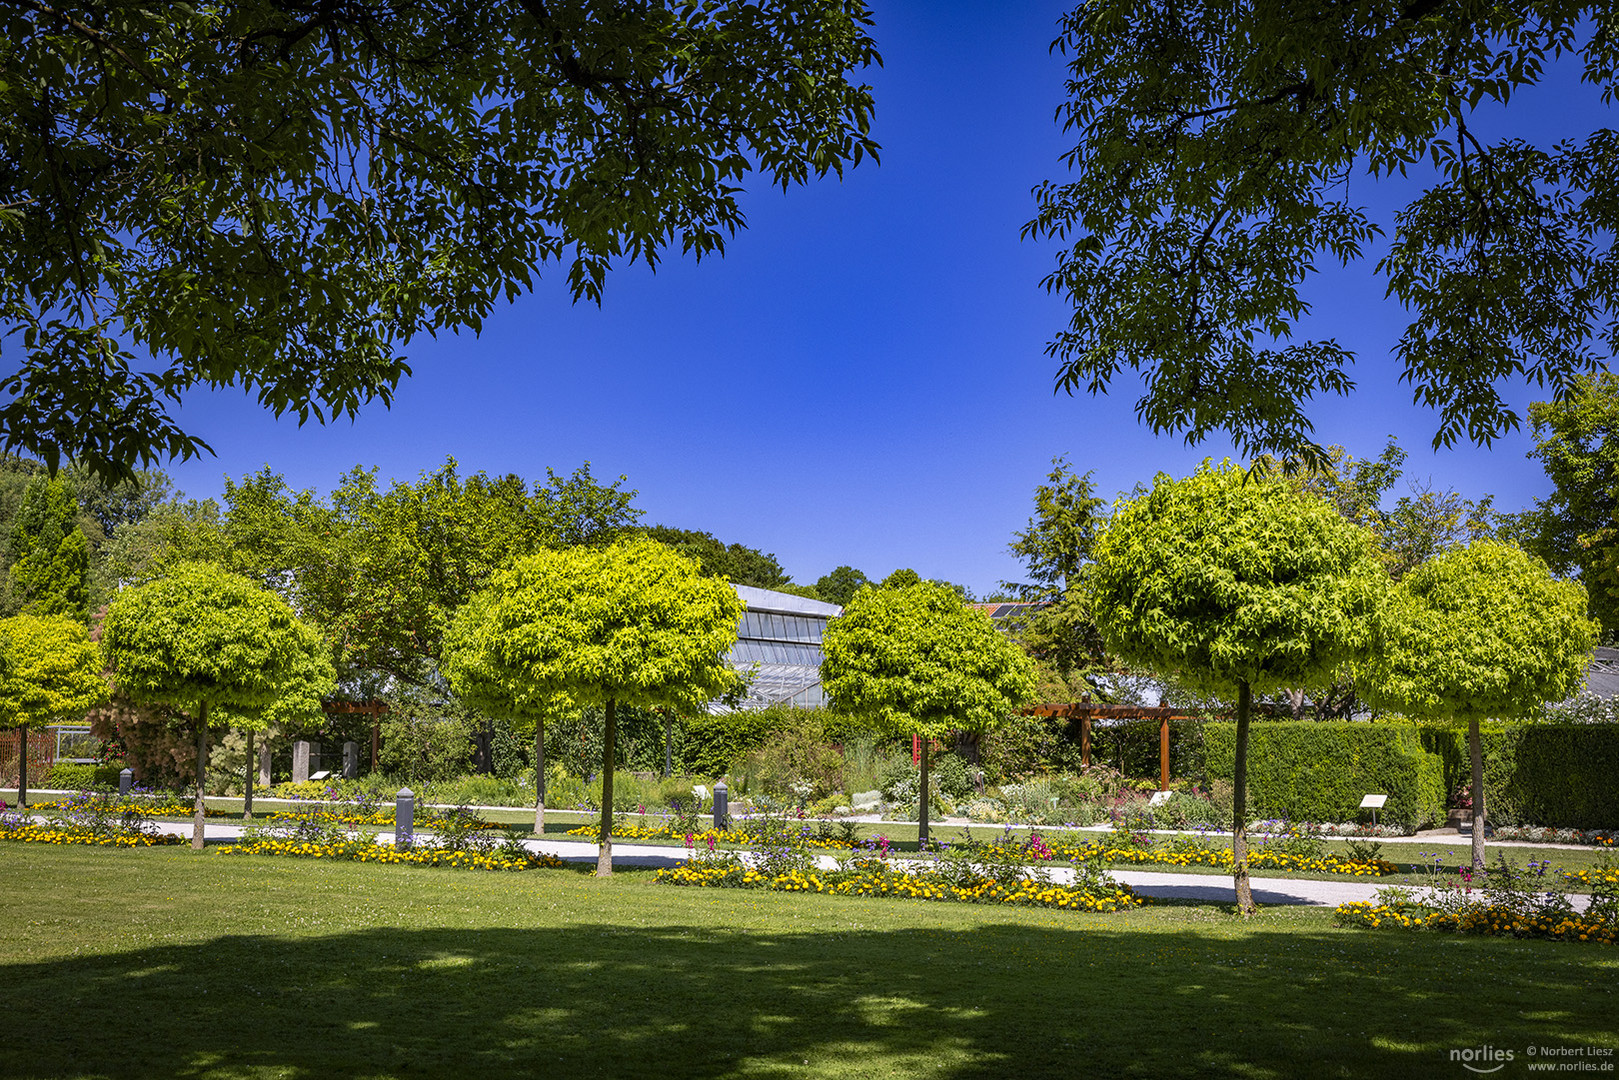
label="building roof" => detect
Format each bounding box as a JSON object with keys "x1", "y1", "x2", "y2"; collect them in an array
[
  {"x1": 734, "y1": 584, "x2": 841, "y2": 618},
  {"x1": 1585, "y1": 645, "x2": 1619, "y2": 700}
]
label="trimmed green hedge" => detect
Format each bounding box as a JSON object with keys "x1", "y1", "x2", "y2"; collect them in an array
[
  {"x1": 42, "y1": 762, "x2": 123, "y2": 790},
  {"x1": 1205, "y1": 721, "x2": 1445, "y2": 829},
  {"x1": 676, "y1": 707, "x2": 885, "y2": 779},
  {"x1": 1419, "y1": 723, "x2": 1619, "y2": 831}
]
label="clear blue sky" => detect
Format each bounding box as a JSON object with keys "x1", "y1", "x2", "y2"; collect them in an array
[{"x1": 162, "y1": 2, "x2": 1614, "y2": 597}]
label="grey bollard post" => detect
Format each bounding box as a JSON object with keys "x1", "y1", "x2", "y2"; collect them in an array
[
  {"x1": 712, "y1": 780, "x2": 728, "y2": 831},
  {"x1": 119, "y1": 768, "x2": 133, "y2": 797},
  {"x1": 342, "y1": 741, "x2": 359, "y2": 779},
  {"x1": 395, "y1": 788, "x2": 414, "y2": 850}
]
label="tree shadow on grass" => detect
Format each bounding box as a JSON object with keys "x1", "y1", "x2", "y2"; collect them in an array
[{"x1": 5, "y1": 911, "x2": 1614, "y2": 1079}]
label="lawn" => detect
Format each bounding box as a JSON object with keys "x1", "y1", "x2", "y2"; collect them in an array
[{"x1": 2, "y1": 844, "x2": 1615, "y2": 1079}]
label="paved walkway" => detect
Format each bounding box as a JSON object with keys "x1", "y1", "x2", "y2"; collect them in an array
[{"x1": 118, "y1": 818, "x2": 1596, "y2": 912}]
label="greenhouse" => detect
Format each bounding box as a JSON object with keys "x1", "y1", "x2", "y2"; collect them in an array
[{"x1": 724, "y1": 585, "x2": 842, "y2": 710}]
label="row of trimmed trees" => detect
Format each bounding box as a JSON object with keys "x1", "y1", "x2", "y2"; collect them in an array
[
  {"x1": 1090, "y1": 462, "x2": 1594, "y2": 913},
  {"x1": 4, "y1": 461, "x2": 1593, "y2": 911}
]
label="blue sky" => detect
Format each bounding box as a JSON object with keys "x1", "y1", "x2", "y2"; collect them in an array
[{"x1": 162, "y1": 2, "x2": 1614, "y2": 596}]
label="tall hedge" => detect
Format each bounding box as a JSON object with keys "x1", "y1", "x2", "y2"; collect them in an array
[
  {"x1": 1419, "y1": 723, "x2": 1619, "y2": 830},
  {"x1": 1205, "y1": 721, "x2": 1445, "y2": 829}
]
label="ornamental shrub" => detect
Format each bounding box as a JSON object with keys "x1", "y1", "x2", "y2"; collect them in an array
[{"x1": 1205, "y1": 721, "x2": 1445, "y2": 829}]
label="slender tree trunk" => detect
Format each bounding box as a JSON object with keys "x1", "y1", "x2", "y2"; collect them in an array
[
  {"x1": 1469, "y1": 717, "x2": 1486, "y2": 871},
  {"x1": 193, "y1": 704, "x2": 209, "y2": 850},
  {"x1": 243, "y1": 729, "x2": 255, "y2": 820},
  {"x1": 533, "y1": 721, "x2": 546, "y2": 834},
  {"x1": 1232, "y1": 681, "x2": 1256, "y2": 915},
  {"x1": 663, "y1": 712, "x2": 672, "y2": 779},
  {"x1": 918, "y1": 735, "x2": 931, "y2": 849},
  {"x1": 17, "y1": 722, "x2": 27, "y2": 807},
  {"x1": 597, "y1": 698, "x2": 616, "y2": 877}
]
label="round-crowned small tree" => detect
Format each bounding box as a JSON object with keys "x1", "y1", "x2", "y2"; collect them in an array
[
  {"x1": 1361, "y1": 540, "x2": 1596, "y2": 869},
  {"x1": 442, "y1": 538, "x2": 743, "y2": 874},
  {"x1": 0, "y1": 614, "x2": 107, "y2": 805},
  {"x1": 101, "y1": 562, "x2": 325, "y2": 848},
  {"x1": 821, "y1": 580, "x2": 1037, "y2": 846},
  {"x1": 1091, "y1": 462, "x2": 1387, "y2": 914},
  {"x1": 443, "y1": 589, "x2": 575, "y2": 834},
  {"x1": 212, "y1": 623, "x2": 335, "y2": 819}
]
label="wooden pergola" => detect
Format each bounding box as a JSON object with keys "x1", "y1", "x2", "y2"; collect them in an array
[
  {"x1": 1023, "y1": 701, "x2": 1193, "y2": 791},
  {"x1": 320, "y1": 699, "x2": 391, "y2": 770}
]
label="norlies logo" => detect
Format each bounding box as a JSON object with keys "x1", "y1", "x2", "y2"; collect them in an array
[{"x1": 1452, "y1": 1046, "x2": 1516, "y2": 1074}]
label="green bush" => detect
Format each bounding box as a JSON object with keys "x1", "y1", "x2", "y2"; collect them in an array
[
  {"x1": 42, "y1": 762, "x2": 121, "y2": 790},
  {"x1": 1204, "y1": 721, "x2": 1445, "y2": 829},
  {"x1": 1418, "y1": 722, "x2": 1619, "y2": 830},
  {"x1": 677, "y1": 710, "x2": 787, "y2": 779}
]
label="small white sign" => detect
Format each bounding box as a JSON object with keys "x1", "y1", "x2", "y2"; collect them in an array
[
  {"x1": 1359, "y1": 794, "x2": 1387, "y2": 809},
  {"x1": 308, "y1": 770, "x2": 332, "y2": 781}
]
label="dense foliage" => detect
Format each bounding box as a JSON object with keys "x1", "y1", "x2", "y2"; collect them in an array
[
  {"x1": 1030, "y1": 1, "x2": 1619, "y2": 465},
  {"x1": 1, "y1": 0, "x2": 881, "y2": 479}
]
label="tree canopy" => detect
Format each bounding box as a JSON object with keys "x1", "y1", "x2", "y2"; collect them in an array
[
  {"x1": 442, "y1": 537, "x2": 743, "y2": 872},
  {"x1": 0, "y1": 613, "x2": 106, "y2": 804},
  {"x1": 1002, "y1": 456, "x2": 1110, "y2": 700},
  {"x1": 103, "y1": 458, "x2": 641, "y2": 687},
  {"x1": 1360, "y1": 539, "x2": 1596, "y2": 866},
  {"x1": 101, "y1": 561, "x2": 329, "y2": 846},
  {"x1": 1090, "y1": 461, "x2": 1387, "y2": 911},
  {"x1": 1521, "y1": 372, "x2": 1619, "y2": 635},
  {"x1": 821, "y1": 579, "x2": 1036, "y2": 843},
  {"x1": 1363, "y1": 541, "x2": 1596, "y2": 723},
  {"x1": 1, "y1": 0, "x2": 881, "y2": 481},
  {"x1": 639, "y1": 526, "x2": 791, "y2": 589},
  {"x1": 1029, "y1": 2, "x2": 1619, "y2": 466},
  {"x1": 6, "y1": 475, "x2": 90, "y2": 619}
]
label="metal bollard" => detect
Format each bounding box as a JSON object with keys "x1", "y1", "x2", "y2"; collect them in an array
[
  {"x1": 712, "y1": 780, "x2": 728, "y2": 831},
  {"x1": 119, "y1": 768, "x2": 133, "y2": 797},
  {"x1": 396, "y1": 788, "x2": 414, "y2": 850}
]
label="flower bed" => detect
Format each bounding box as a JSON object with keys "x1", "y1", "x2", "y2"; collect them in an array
[
  {"x1": 979, "y1": 833, "x2": 1399, "y2": 878},
  {"x1": 656, "y1": 859, "x2": 1143, "y2": 913},
  {"x1": 0, "y1": 821, "x2": 182, "y2": 848},
  {"x1": 222, "y1": 835, "x2": 563, "y2": 872},
  {"x1": 1334, "y1": 854, "x2": 1618, "y2": 945},
  {"x1": 266, "y1": 804, "x2": 498, "y2": 831},
  {"x1": 1335, "y1": 900, "x2": 1616, "y2": 944},
  {"x1": 1, "y1": 794, "x2": 186, "y2": 847},
  {"x1": 225, "y1": 803, "x2": 560, "y2": 872},
  {"x1": 20, "y1": 794, "x2": 220, "y2": 819},
  {"x1": 566, "y1": 814, "x2": 861, "y2": 851}
]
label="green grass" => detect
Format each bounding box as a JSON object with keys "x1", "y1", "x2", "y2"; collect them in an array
[{"x1": 2, "y1": 843, "x2": 1616, "y2": 1079}]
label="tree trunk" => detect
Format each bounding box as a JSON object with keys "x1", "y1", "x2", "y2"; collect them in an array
[
  {"x1": 663, "y1": 712, "x2": 672, "y2": 779},
  {"x1": 1469, "y1": 716, "x2": 1486, "y2": 870},
  {"x1": 16, "y1": 722, "x2": 27, "y2": 807},
  {"x1": 597, "y1": 698, "x2": 616, "y2": 877},
  {"x1": 533, "y1": 721, "x2": 546, "y2": 835},
  {"x1": 193, "y1": 705, "x2": 209, "y2": 850},
  {"x1": 243, "y1": 729, "x2": 256, "y2": 820},
  {"x1": 1232, "y1": 681, "x2": 1256, "y2": 915},
  {"x1": 918, "y1": 735, "x2": 931, "y2": 849}
]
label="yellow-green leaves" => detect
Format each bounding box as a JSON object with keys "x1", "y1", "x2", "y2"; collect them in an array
[
  {"x1": 1091, "y1": 461, "x2": 1387, "y2": 695},
  {"x1": 101, "y1": 561, "x2": 325, "y2": 727},
  {"x1": 0, "y1": 614, "x2": 106, "y2": 728},
  {"x1": 821, "y1": 581, "x2": 1036, "y2": 738},
  {"x1": 1361, "y1": 540, "x2": 1597, "y2": 722},
  {"x1": 442, "y1": 538, "x2": 744, "y2": 714}
]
